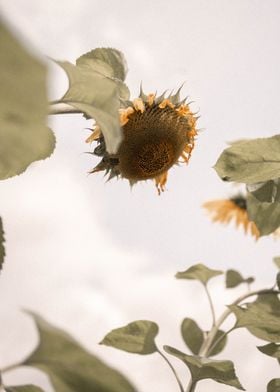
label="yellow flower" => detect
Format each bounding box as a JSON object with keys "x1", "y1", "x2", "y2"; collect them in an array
[
  {"x1": 87, "y1": 87, "x2": 198, "y2": 194},
  {"x1": 203, "y1": 195, "x2": 260, "y2": 239}
]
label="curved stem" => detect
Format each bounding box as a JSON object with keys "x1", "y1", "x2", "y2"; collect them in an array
[
  {"x1": 204, "y1": 283, "x2": 216, "y2": 327},
  {"x1": 48, "y1": 103, "x2": 83, "y2": 115},
  {"x1": 157, "y1": 348, "x2": 184, "y2": 392},
  {"x1": 1, "y1": 362, "x2": 21, "y2": 374},
  {"x1": 185, "y1": 380, "x2": 197, "y2": 392}
]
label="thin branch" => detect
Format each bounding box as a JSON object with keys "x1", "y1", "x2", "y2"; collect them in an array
[
  {"x1": 185, "y1": 380, "x2": 197, "y2": 392},
  {"x1": 201, "y1": 289, "x2": 280, "y2": 357},
  {"x1": 204, "y1": 283, "x2": 216, "y2": 327},
  {"x1": 157, "y1": 348, "x2": 184, "y2": 392}
]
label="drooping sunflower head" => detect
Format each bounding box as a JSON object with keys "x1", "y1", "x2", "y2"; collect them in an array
[
  {"x1": 203, "y1": 194, "x2": 260, "y2": 239},
  {"x1": 86, "y1": 87, "x2": 198, "y2": 193}
]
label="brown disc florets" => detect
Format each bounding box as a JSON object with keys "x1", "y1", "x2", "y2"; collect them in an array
[{"x1": 86, "y1": 88, "x2": 198, "y2": 193}]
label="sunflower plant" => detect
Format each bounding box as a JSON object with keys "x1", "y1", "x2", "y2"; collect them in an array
[{"x1": 1, "y1": 20, "x2": 280, "y2": 392}]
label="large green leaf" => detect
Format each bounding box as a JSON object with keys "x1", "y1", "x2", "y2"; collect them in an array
[
  {"x1": 257, "y1": 343, "x2": 280, "y2": 359},
  {"x1": 0, "y1": 217, "x2": 5, "y2": 272},
  {"x1": 56, "y1": 48, "x2": 130, "y2": 154},
  {"x1": 230, "y1": 294, "x2": 280, "y2": 343},
  {"x1": 208, "y1": 330, "x2": 228, "y2": 357},
  {"x1": 247, "y1": 193, "x2": 280, "y2": 235},
  {"x1": 181, "y1": 318, "x2": 204, "y2": 355},
  {"x1": 77, "y1": 48, "x2": 128, "y2": 81},
  {"x1": 0, "y1": 21, "x2": 55, "y2": 180},
  {"x1": 176, "y1": 264, "x2": 223, "y2": 285},
  {"x1": 163, "y1": 346, "x2": 244, "y2": 390},
  {"x1": 5, "y1": 386, "x2": 44, "y2": 392},
  {"x1": 273, "y1": 257, "x2": 280, "y2": 269},
  {"x1": 267, "y1": 379, "x2": 280, "y2": 392},
  {"x1": 23, "y1": 312, "x2": 136, "y2": 392},
  {"x1": 100, "y1": 320, "x2": 158, "y2": 355},
  {"x1": 225, "y1": 269, "x2": 254, "y2": 288},
  {"x1": 214, "y1": 135, "x2": 280, "y2": 184}
]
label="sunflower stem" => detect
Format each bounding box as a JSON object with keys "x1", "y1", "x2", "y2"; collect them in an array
[
  {"x1": 203, "y1": 283, "x2": 216, "y2": 328},
  {"x1": 157, "y1": 348, "x2": 184, "y2": 392},
  {"x1": 185, "y1": 380, "x2": 197, "y2": 392},
  {"x1": 48, "y1": 102, "x2": 83, "y2": 115}
]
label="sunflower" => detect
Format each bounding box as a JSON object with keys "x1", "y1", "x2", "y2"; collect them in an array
[
  {"x1": 86, "y1": 87, "x2": 198, "y2": 194},
  {"x1": 203, "y1": 194, "x2": 260, "y2": 239}
]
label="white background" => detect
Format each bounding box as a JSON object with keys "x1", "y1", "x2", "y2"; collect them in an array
[{"x1": 0, "y1": 1, "x2": 280, "y2": 391}]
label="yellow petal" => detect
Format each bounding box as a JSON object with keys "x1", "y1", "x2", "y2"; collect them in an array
[
  {"x1": 119, "y1": 107, "x2": 134, "y2": 126},
  {"x1": 158, "y1": 99, "x2": 175, "y2": 109},
  {"x1": 133, "y1": 98, "x2": 145, "y2": 113},
  {"x1": 154, "y1": 171, "x2": 168, "y2": 195},
  {"x1": 85, "y1": 126, "x2": 101, "y2": 143}
]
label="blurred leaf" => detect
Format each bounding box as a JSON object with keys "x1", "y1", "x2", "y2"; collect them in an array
[
  {"x1": 181, "y1": 318, "x2": 204, "y2": 355},
  {"x1": 23, "y1": 312, "x2": 136, "y2": 392},
  {"x1": 56, "y1": 47, "x2": 130, "y2": 154},
  {"x1": 209, "y1": 330, "x2": 228, "y2": 357},
  {"x1": 5, "y1": 386, "x2": 44, "y2": 392},
  {"x1": 0, "y1": 217, "x2": 5, "y2": 272},
  {"x1": 163, "y1": 346, "x2": 244, "y2": 390},
  {"x1": 230, "y1": 294, "x2": 280, "y2": 342},
  {"x1": 214, "y1": 135, "x2": 280, "y2": 184},
  {"x1": 274, "y1": 257, "x2": 280, "y2": 269},
  {"x1": 247, "y1": 193, "x2": 280, "y2": 235},
  {"x1": 247, "y1": 179, "x2": 280, "y2": 203},
  {"x1": 257, "y1": 343, "x2": 280, "y2": 359},
  {"x1": 176, "y1": 264, "x2": 223, "y2": 285},
  {"x1": 100, "y1": 320, "x2": 158, "y2": 355},
  {"x1": 277, "y1": 272, "x2": 280, "y2": 291},
  {"x1": 226, "y1": 269, "x2": 254, "y2": 288},
  {"x1": 0, "y1": 21, "x2": 55, "y2": 180},
  {"x1": 267, "y1": 379, "x2": 280, "y2": 392},
  {"x1": 77, "y1": 48, "x2": 128, "y2": 81}
]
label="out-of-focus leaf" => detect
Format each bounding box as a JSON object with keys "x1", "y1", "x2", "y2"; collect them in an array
[
  {"x1": 181, "y1": 318, "x2": 204, "y2": 355},
  {"x1": 277, "y1": 272, "x2": 280, "y2": 291},
  {"x1": 0, "y1": 217, "x2": 5, "y2": 271},
  {"x1": 0, "y1": 21, "x2": 55, "y2": 180},
  {"x1": 247, "y1": 193, "x2": 280, "y2": 236},
  {"x1": 5, "y1": 385, "x2": 44, "y2": 392},
  {"x1": 163, "y1": 346, "x2": 244, "y2": 390},
  {"x1": 267, "y1": 379, "x2": 280, "y2": 392},
  {"x1": 77, "y1": 48, "x2": 128, "y2": 81},
  {"x1": 247, "y1": 179, "x2": 280, "y2": 203},
  {"x1": 257, "y1": 343, "x2": 280, "y2": 359},
  {"x1": 226, "y1": 269, "x2": 254, "y2": 288},
  {"x1": 56, "y1": 47, "x2": 130, "y2": 154},
  {"x1": 23, "y1": 312, "x2": 136, "y2": 392},
  {"x1": 100, "y1": 320, "x2": 158, "y2": 355},
  {"x1": 229, "y1": 294, "x2": 280, "y2": 343},
  {"x1": 209, "y1": 330, "x2": 228, "y2": 357},
  {"x1": 274, "y1": 257, "x2": 280, "y2": 269},
  {"x1": 214, "y1": 135, "x2": 280, "y2": 184},
  {"x1": 176, "y1": 264, "x2": 223, "y2": 285}
]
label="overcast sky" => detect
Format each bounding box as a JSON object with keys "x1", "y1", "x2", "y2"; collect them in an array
[{"x1": 0, "y1": 1, "x2": 280, "y2": 391}]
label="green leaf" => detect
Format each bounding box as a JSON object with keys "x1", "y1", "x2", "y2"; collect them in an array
[
  {"x1": 247, "y1": 192, "x2": 280, "y2": 235},
  {"x1": 0, "y1": 217, "x2": 5, "y2": 272},
  {"x1": 77, "y1": 48, "x2": 128, "y2": 81},
  {"x1": 273, "y1": 257, "x2": 280, "y2": 269},
  {"x1": 277, "y1": 272, "x2": 280, "y2": 291},
  {"x1": 257, "y1": 343, "x2": 280, "y2": 359},
  {"x1": 176, "y1": 264, "x2": 223, "y2": 285},
  {"x1": 226, "y1": 269, "x2": 254, "y2": 288},
  {"x1": 5, "y1": 386, "x2": 44, "y2": 392},
  {"x1": 181, "y1": 318, "x2": 204, "y2": 355},
  {"x1": 229, "y1": 293, "x2": 280, "y2": 343},
  {"x1": 247, "y1": 179, "x2": 280, "y2": 203},
  {"x1": 214, "y1": 135, "x2": 280, "y2": 184},
  {"x1": 56, "y1": 47, "x2": 130, "y2": 155},
  {"x1": 23, "y1": 312, "x2": 136, "y2": 392},
  {"x1": 163, "y1": 346, "x2": 244, "y2": 390},
  {"x1": 209, "y1": 330, "x2": 228, "y2": 357},
  {"x1": 100, "y1": 320, "x2": 158, "y2": 355},
  {"x1": 267, "y1": 379, "x2": 280, "y2": 392},
  {"x1": 0, "y1": 21, "x2": 55, "y2": 180}
]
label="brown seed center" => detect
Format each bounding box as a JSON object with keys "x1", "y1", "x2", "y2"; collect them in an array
[{"x1": 137, "y1": 141, "x2": 174, "y2": 175}]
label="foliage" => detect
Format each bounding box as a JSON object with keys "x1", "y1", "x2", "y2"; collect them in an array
[
  {"x1": 0, "y1": 20, "x2": 55, "y2": 180},
  {"x1": 214, "y1": 136, "x2": 280, "y2": 235}
]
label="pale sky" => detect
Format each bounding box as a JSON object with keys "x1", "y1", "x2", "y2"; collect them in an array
[{"x1": 0, "y1": 1, "x2": 280, "y2": 391}]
